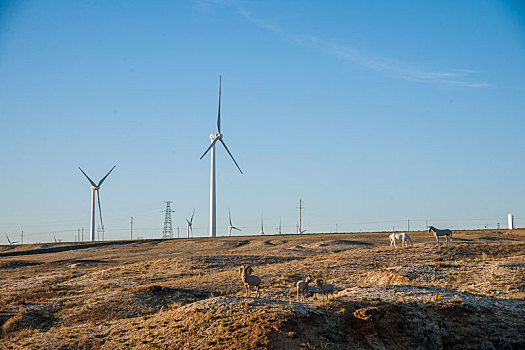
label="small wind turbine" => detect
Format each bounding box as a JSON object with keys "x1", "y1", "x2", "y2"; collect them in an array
[
  {"x1": 79, "y1": 165, "x2": 116, "y2": 242},
  {"x1": 260, "y1": 215, "x2": 265, "y2": 235},
  {"x1": 276, "y1": 217, "x2": 282, "y2": 235},
  {"x1": 227, "y1": 209, "x2": 241, "y2": 237},
  {"x1": 53, "y1": 234, "x2": 62, "y2": 243},
  {"x1": 186, "y1": 209, "x2": 195, "y2": 238},
  {"x1": 200, "y1": 76, "x2": 243, "y2": 237},
  {"x1": 5, "y1": 233, "x2": 19, "y2": 245}
]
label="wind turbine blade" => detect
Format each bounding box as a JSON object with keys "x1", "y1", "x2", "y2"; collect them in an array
[
  {"x1": 5, "y1": 233, "x2": 11, "y2": 244},
  {"x1": 191, "y1": 209, "x2": 195, "y2": 223},
  {"x1": 233, "y1": 226, "x2": 241, "y2": 231},
  {"x1": 200, "y1": 137, "x2": 220, "y2": 159},
  {"x1": 186, "y1": 218, "x2": 191, "y2": 225},
  {"x1": 219, "y1": 139, "x2": 243, "y2": 174},
  {"x1": 79, "y1": 167, "x2": 97, "y2": 187},
  {"x1": 228, "y1": 208, "x2": 232, "y2": 226},
  {"x1": 97, "y1": 190, "x2": 104, "y2": 233},
  {"x1": 98, "y1": 165, "x2": 116, "y2": 187},
  {"x1": 217, "y1": 75, "x2": 221, "y2": 134}
]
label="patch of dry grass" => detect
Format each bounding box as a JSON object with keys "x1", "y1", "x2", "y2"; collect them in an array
[{"x1": 0, "y1": 229, "x2": 523, "y2": 349}]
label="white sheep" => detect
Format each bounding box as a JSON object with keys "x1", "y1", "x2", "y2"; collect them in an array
[
  {"x1": 296, "y1": 276, "x2": 313, "y2": 301},
  {"x1": 238, "y1": 265, "x2": 261, "y2": 298},
  {"x1": 315, "y1": 279, "x2": 335, "y2": 300}
]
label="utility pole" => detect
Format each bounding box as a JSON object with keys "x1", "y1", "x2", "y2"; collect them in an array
[
  {"x1": 425, "y1": 220, "x2": 428, "y2": 229},
  {"x1": 497, "y1": 222, "x2": 500, "y2": 229},
  {"x1": 297, "y1": 199, "x2": 303, "y2": 234},
  {"x1": 77, "y1": 229, "x2": 80, "y2": 242},
  {"x1": 177, "y1": 226, "x2": 180, "y2": 239},
  {"x1": 21, "y1": 230, "x2": 23, "y2": 245},
  {"x1": 130, "y1": 217, "x2": 133, "y2": 240},
  {"x1": 162, "y1": 201, "x2": 175, "y2": 239},
  {"x1": 81, "y1": 227, "x2": 84, "y2": 242}
]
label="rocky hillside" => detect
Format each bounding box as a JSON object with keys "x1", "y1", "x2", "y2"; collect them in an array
[{"x1": 0, "y1": 229, "x2": 523, "y2": 349}]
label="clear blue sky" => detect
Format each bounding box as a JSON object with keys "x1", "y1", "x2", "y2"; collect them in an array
[{"x1": 1, "y1": 0, "x2": 524, "y2": 243}]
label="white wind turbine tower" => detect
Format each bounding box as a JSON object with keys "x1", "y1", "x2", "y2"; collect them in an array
[
  {"x1": 228, "y1": 209, "x2": 241, "y2": 237},
  {"x1": 276, "y1": 217, "x2": 282, "y2": 235},
  {"x1": 79, "y1": 166, "x2": 116, "y2": 242},
  {"x1": 200, "y1": 76, "x2": 243, "y2": 238},
  {"x1": 260, "y1": 215, "x2": 265, "y2": 236},
  {"x1": 4, "y1": 233, "x2": 19, "y2": 245},
  {"x1": 186, "y1": 209, "x2": 195, "y2": 238}
]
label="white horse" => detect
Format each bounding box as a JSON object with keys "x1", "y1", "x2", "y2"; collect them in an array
[
  {"x1": 389, "y1": 232, "x2": 413, "y2": 248},
  {"x1": 428, "y1": 226, "x2": 452, "y2": 245}
]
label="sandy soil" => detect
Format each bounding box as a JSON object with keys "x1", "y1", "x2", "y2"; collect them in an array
[{"x1": 0, "y1": 229, "x2": 524, "y2": 349}]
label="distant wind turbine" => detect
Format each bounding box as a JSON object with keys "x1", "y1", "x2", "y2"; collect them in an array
[
  {"x1": 5, "y1": 233, "x2": 19, "y2": 245},
  {"x1": 260, "y1": 215, "x2": 265, "y2": 236},
  {"x1": 228, "y1": 209, "x2": 241, "y2": 237},
  {"x1": 186, "y1": 209, "x2": 195, "y2": 238},
  {"x1": 276, "y1": 217, "x2": 282, "y2": 235},
  {"x1": 200, "y1": 76, "x2": 243, "y2": 237},
  {"x1": 79, "y1": 166, "x2": 116, "y2": 242}
]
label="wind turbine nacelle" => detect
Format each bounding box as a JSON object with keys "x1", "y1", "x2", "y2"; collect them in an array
[
  {"x1": 91, "y1": 186, "x2": 99, "y2": 191},
  {"x1": 210, "y1": 133, "x2": 222, "y2": 141}
]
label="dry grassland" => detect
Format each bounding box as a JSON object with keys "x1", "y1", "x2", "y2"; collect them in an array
[{"x1": 0, "y1": 229, "x2": 524, "y2": 349}]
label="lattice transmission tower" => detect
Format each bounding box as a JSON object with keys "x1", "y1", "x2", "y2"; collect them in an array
[{"x1": 162, "y1": 201, "x2": 175, "y2": 239}]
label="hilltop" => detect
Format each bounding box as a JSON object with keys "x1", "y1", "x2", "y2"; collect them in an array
[{"x1": 1, "y1": 229, "x2": 524, "y2": 349}]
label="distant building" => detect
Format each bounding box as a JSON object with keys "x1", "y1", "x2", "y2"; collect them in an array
[{"x1": 508, "y1": 214, "x2": 514, "y2": 230}]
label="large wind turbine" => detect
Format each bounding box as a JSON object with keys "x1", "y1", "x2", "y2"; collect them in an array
[
  {"x1": 228, "y1": 209, "x2": 241, "y2": 237},
  {"x1": 200, "y1": 76, "x2": 243, "y2": 237},
  {"x1": 186, "y1": 209, "x2": 195, "y2": 238},
  {"x1": 79, "y1": 166, "x2": 116, "y2": 242}
]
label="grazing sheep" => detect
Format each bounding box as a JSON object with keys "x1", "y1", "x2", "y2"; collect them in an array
[
  {"x1": 238, "y1": 265, "x2": 261, "y2": 297},
  {"x1": 315, "y1": 279, "x2": 335, "y2": 300},
  {"x1": 296, "y1": 276, "x2": 313, "y2": 301}
]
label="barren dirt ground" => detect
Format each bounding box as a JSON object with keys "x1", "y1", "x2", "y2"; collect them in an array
[{"x1": 0, "y1": 229, "x2": 524, "y2": 349}]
